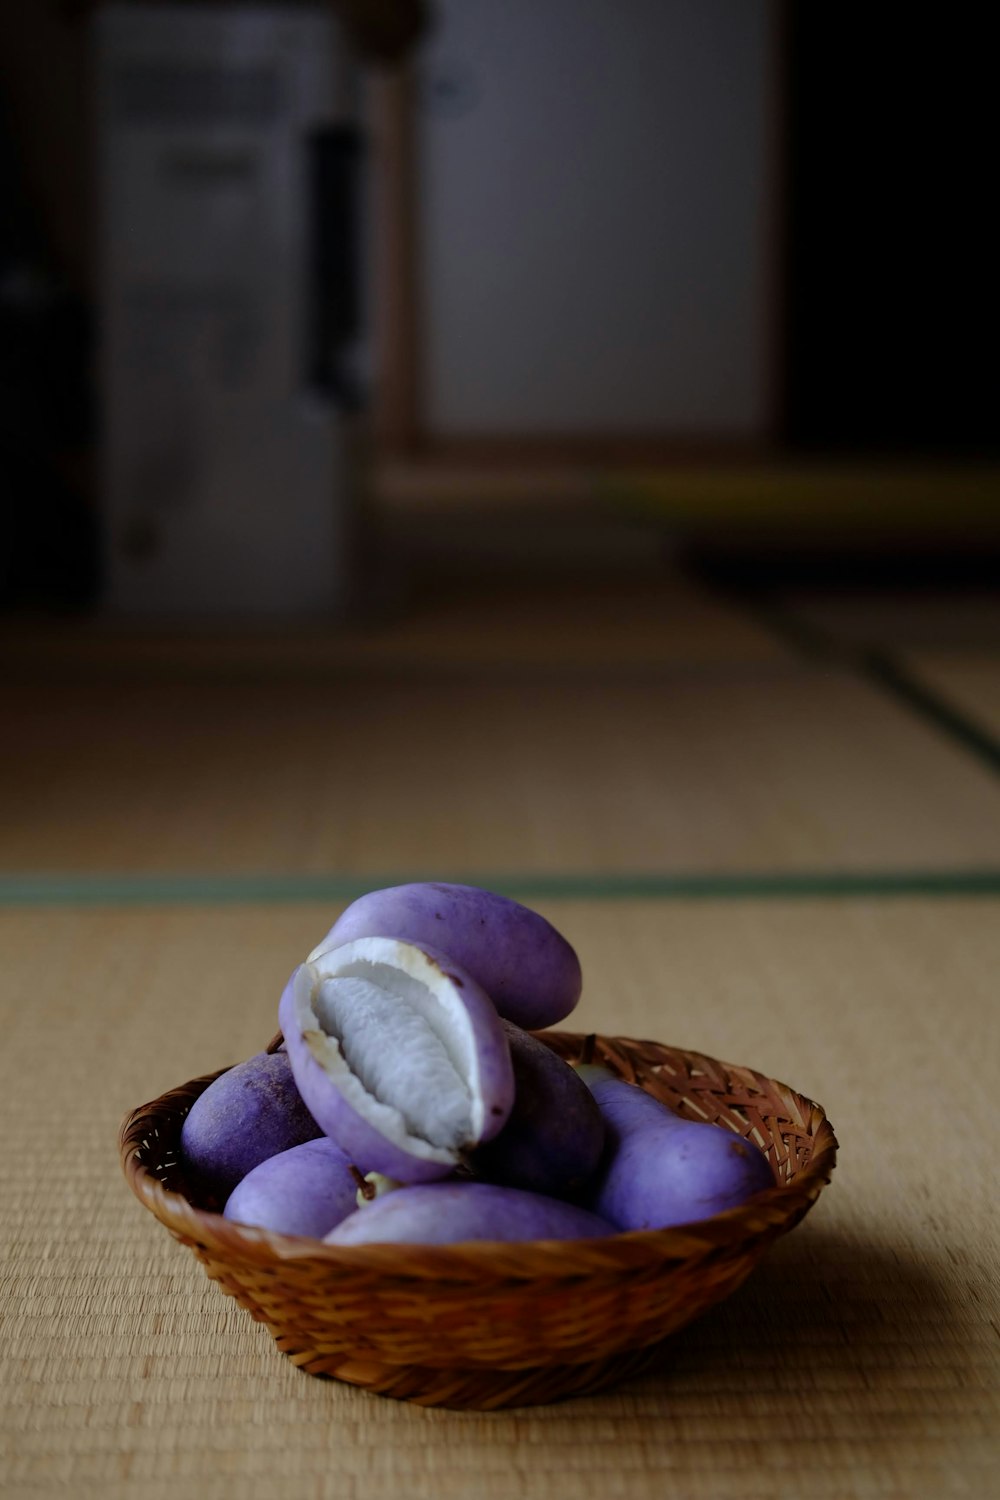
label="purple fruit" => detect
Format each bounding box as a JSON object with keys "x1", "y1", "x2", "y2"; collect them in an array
[
  {"x1": 583, "y1": 1074, "x2": 775, "y2": 1230},
  {"x1": 223, "y1": 1137, "x2": 360, "y2": 1239},
  {"x1": 312, "y1": 883, "x2": 582, "y2": 1030},
  {"x1": 279, "y1": 935, "x2": 515, "y2": 1184},
  {"x1": 471, "y1": 1022, "x2": 605, "y2": 1199},
  {"x1": 179, "y1": 1050, "x2": 322, "y2": 1203},
  {"x1": 323, "y1": 1181, "x2": 614, "y2": 1247}
]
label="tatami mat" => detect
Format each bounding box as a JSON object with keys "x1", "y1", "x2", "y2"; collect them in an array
[
  {"x1": 0, "y1": 573, "x2": 786, "y2": 678},
  {"x1": 5, "y1": 665, "x2": 1000, "y2": 877},
  {"x1": 903, "y1": 651, "x2": 1000, "y2": 743},
  {"x1": 1, "y1": 899, "x2": 996, "y2": 1499},
  {"x1": 776, "y1": 590, "x2": 1000, "y2": 652}
]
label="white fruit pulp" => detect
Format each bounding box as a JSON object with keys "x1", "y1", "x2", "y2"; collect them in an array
[{"x1": 303, "y1": 942, "x2": 482, "y2": 1154}]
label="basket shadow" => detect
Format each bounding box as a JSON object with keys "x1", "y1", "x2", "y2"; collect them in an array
[{"x1": 620, "y1": 1222, "x2": 956, "y2": 1398}]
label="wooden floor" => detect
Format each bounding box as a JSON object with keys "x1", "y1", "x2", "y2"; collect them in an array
[{"x1": 2, "y1": 572, "x2": 998, "y2": 1500}]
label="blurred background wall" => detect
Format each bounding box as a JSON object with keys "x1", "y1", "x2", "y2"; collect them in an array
[
  {"x1": 0, "y1": 0, "x2": 996, "y2": 618},
  {"x1": 412, "y1": 0, "x2": 775, "y2": 441}
]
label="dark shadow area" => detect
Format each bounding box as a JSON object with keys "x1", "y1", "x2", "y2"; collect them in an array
[
  {"x1": 624, "y1": 1224, "x2": 964, "y2": 1400},
  {"x1": 0, "y1": 91, "x2": 98, "y2": 612},
  {"x1": 684, "y1": 545, "x2": 1000, "y2": 600},
  {"x1": 783, "y1": 7, "x2": 997, "y2": 458}
]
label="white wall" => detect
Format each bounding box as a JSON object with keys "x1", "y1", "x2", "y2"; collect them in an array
[{"x1": 416, "y1": 0, "x2": 776, "y2": 438}]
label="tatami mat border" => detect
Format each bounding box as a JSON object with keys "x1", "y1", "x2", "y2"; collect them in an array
[
  {"x1": 862, "y1": 651, "x2": 1000, "y2": 775},
  {"x1": 2, "y1": 869, "x2": 1000, "y2": 907},
  {"x1": 723, "y1": 589, "x2": 1000, "y2": 779}
]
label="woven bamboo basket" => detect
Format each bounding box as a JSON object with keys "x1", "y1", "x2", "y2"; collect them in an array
[{"x1": 120, "y1": 1030, "x2": 837, "y2": 1409}]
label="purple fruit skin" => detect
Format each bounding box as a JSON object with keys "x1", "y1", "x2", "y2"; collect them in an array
[
  {"x1": 472, "y1": 1022, "x2": 605, "y2": 1199},
  {"x1": 324, "y1": 1182, "x2": 614, "y2": 1247},
  {"x1": 588, "y1": 1078, "x2": 775, "y2": 1231},
  {"x1": 315, "y1": 883, "x2": 582, "y2": 1030},
  {"x1": 278, "y1": 949, "x2": 516, "y2": 1184},
  {"x1": 179, "y1": 1051, "x2": 322, "y2": 1203},
  {"x1": 223, "y1": 1137, "x2": 360, "y2": 1239}
]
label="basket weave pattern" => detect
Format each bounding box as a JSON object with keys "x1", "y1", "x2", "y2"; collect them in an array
[{"x1": 120, "y1": 1031, "x2": 837, "y2": 1408}]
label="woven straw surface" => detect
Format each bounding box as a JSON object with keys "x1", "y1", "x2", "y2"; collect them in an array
[
  {"x1": 7, "y1": 664, "x2": 1000, "y2": 876},
  {"x1": 2, "y1": 898, "x2": 998, "y2": 1497},
  {"x1": 905, "y1": 650, "x2": 1000, "y2": 739},
  {"x1": 780, "y1": 590, "x2": 1000, "y2": 650},
  {"x1": 120, "y1": 1031, "x2": 835, "y2": 1406},
  {"x1": 0, "y1": 573, "x2": 786, "y2": 677}
]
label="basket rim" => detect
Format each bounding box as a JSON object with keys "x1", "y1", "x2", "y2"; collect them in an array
[{"x1": 120, "y1": 1031, "x2": 838, "y2": 1282}]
